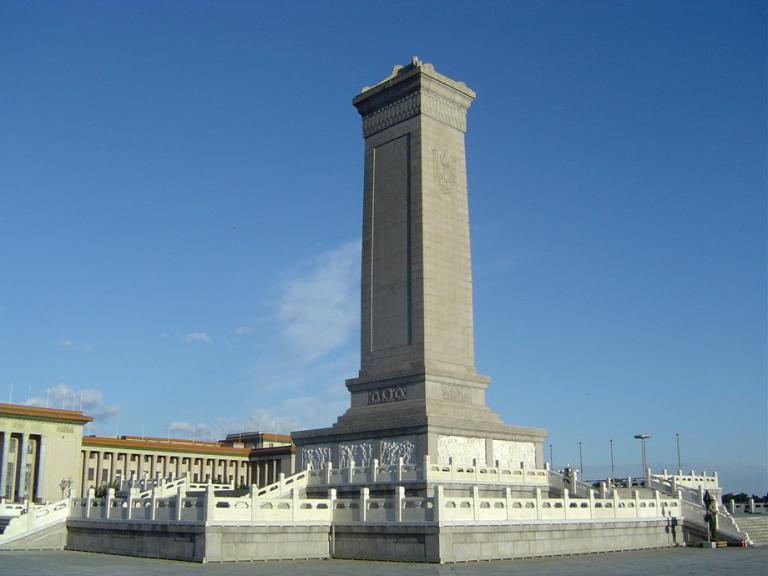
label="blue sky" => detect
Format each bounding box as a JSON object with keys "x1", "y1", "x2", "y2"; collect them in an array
[{"x1": 1, "y1": 1, "x2": 765, "y2": 493}]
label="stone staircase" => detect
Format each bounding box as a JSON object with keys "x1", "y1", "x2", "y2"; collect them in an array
[{"x1": 736, "y1": 515, "x2": 768, "y2": 545}]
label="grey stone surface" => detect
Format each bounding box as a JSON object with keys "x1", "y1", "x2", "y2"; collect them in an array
[{"x1": 0, "y1": 547, "x2": 765, "y2": 575}]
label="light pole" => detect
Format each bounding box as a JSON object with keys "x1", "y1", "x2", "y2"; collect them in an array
[
  {"x1": 549, "y1": 444, "x2": 553, "y2": 470},
  {"x1": 610, "y1": 439, "x2": 615, "y2": 479},
  {"x1": 634, "y1": 434, "x2": 650, "y2": 479},
  {"x1": 676, "y1": 433, "x2": 681, "y2": 473},
  {"x1": 578, "y1": 441, "x2": 584, "y2": 478}
]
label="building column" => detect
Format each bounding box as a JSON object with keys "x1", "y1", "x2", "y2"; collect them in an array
[
  {"x1": 15, "y1": 433, "x2": 28, "y2": 501},
  {"x1": 95, "y1": 450, "x2": 102, "y2": 488},
  {"x1": 33, "y1": 434, "x2": 45, "y2": 502},
  {"x1": 0, "y1": 432, "x2": 9, "y2": 500},
  {"x1": 80, "y1": 450, "x2": 88, "y2": 496}
]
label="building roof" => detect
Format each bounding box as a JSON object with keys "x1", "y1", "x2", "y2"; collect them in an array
[
  {"x1": 83, "y1": 435, "x2": 251, "y2": 457},
  {"x1": 0, "y1": 402, "x2": 93, "y2": 424}
]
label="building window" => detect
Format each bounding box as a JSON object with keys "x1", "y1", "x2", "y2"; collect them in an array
[{"x1": 88, "y1": 468, "x2": 95, "y2": 481}]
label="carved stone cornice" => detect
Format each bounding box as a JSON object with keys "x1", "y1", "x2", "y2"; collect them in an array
[{"x1": 361, "y1": 87, "x2": 469, "y2": 137}]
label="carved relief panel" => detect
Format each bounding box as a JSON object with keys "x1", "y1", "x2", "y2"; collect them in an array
[{"x1": 437, "y1": 435, "x2": 487, "y2": 466}]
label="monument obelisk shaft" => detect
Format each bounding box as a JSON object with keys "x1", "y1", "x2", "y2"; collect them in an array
[{"x1": 293, "y1": 59, "x2": 546, "y2": 471}]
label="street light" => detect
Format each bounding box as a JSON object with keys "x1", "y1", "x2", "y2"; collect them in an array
[
  {"x1": 634, "y1": 434, "x2": 650, "y2": 479},
  {"x1": 549, "y1": 444, "x2": 554, "y2": 470},
  {"x1": 676, "y1": 433, "x2": 682, "y2": 473},
  {"x1": 578, "y1": 441, "x2": 584, "y2": 478},
  {"x1": 610, "y1": 439, "x2": 615, "y2": 479}
]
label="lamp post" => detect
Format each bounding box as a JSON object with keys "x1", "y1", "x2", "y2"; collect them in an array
[
  {"x1": 610, "y1": 439, "x2": 615, "y2": 479},
  {"x1": 676, "y1": 433, "x2": 681, "y2": 473},
  {"x1": 634, "y1": 434, "x2": 650, "y2": 480},
  {"x1": 549, "y1": 444, "x2": 553, "y2": 470},
  {"x1": 578, "y1": 441, "x2": 584, "y2": 478}
]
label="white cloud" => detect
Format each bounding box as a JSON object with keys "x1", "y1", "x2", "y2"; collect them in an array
[
  {"x1": 26, "y1": 383, "x2": 119, "y2": 422},
  {"x1": 277, "y1": 239, "x2": 360, "y2": 363},
  {"x1": 186, "y1": 332, "x2": 211, "y2": 343},
  {"x1": 58, "y1": 339, "x2": 93, "y2": 351},
  {"x1": 234, "y1": 326, "x2": 252, "y2": 336}
]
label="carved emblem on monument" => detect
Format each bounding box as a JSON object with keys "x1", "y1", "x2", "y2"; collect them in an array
[{"x1": 432, "y1": 148, "x2": 457, "y2": 194}]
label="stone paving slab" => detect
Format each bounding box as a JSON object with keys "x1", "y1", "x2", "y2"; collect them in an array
[{"x1": 0, "y1": 547, "x2": 765, "y2": 576}]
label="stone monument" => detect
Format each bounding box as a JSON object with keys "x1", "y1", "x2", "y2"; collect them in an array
[{"x1": 292, "y1": 58, "x2": 546, "y2": 471}]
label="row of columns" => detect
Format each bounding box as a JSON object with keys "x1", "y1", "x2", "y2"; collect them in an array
[
  {"x1": 252, "y1": 458, "x2": 281, "y2": 487},
  {"x1": 0, "y1": 431, "x2": 43, "y2": 502},
  {"x1": 80, "y1": 449, "x2": 254, "y2": 493}
]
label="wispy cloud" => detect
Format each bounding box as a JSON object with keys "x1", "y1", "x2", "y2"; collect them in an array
[
  {"x1": 58, "y1": 339, "x2": 93, "y2": 351},
  {"x1": 167, "y1": 394, "x2": 349, "y2": 440},
  {"x1": 186, "y1": 332, "x2": 211, "y2": 343},
  {"x1": 277, "y1": 239, "x2": 360, "y2": 363},
  {"x1": 26, "y1": 383, "x2": 119, "y2": 422},
  {"x1": 234, "y1": 326, "x2": 252, "y2": 336},
  {"x1": 168, "y1": 421, "x2": 213, "y2": 439}
]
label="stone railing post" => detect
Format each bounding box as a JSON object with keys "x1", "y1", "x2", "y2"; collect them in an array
[
  {"x1": 612, "y1": 488, "x2": 620, "y2": 519},
  {"x1": 671, "y1": 475, "x2": 677, "y2": 492},
  {"x1": 86, "y1": 488, "x2": 94, "y2": 519},
  {"x1": 599, "y1": 481, "x2": 607, "y2": 499},
  {"x1": 634, "y1": 490, "x2": 641, "y2": 518},
  {"x1": 126, "y1": 488, "x2": 136, "y2": 521},
  {"x1": 521, "y1": 461, "x2": 527, "y2": 484},
  {"x1": 654, "y1": 490, "x2": 661, "y2": 516},
  {"x1": 150, "y1": 487, "x2": 158, "y2": 521},
  {"x1": 105, "y1": 488, "x2": 114, "y2": 520},
  {"x1": 645, "y1": 467, "x2": 651, "y2": 486},
  {"x1": 175, "y1": 490, "x2": 183, "y2": 521},
  {"x1": 505, "y1": 487, "x2": 513, "y2": 521},
  {"x1": 347, "y1": 462, "x2": 354, "y2": 484},
  {"x1": 397, "y1": 457, "x2": 404, "y2": 483},
  {"x1": 279, "y1": 472, "x2": 285, "y2": 492},
  {"x1": 25, "y1": 499, "x2": 33, "y2": 531},
  {"x1": 563, "y1": 488, "x2": 569, "y2": 520},
  {"x1": 422, "y1": 455, "x2": 430, "y2": 482},
  {"x1": 328, "y1": 488, "x2": 337, "y2": 523},
  {"x1": 728, "y1": 499, "x2": 736, "y2": 514},
  {"x1": 698, "y1": 485, "x2": 704, "y2": 505},
  {"x1": 449, "y1": 457, "x2": 455, "y2": 482},
  {"x1": 748, "y1": 498, "x2": 755, "y2": 514},
  {"x1": 472, "y1": 459, "x2": 479, "y2": 482},
  {"x1": 396, "y1": 486, "x2": 405, "y2": 523},
  {"x1": 291, "y1": 488, "x2": 299, "y2": 522},
  {"x1": 371, "y1": 459, "x2": 379, "y2": 484},
  {"x1": 535, "y1": 488, "x2": 542, "y2": 520},
  {"x1": 433, "y1": 485, "x2": 442, "y2": 523},
  {"x1": 589, "y1": 489, "x2": 595, "y2": 519},
  {"x1": 472, "y1": 486, "x2": 480, "y2": 521},
  {"x1": 326, "y1": 462, "x2": 333, "y2": 486},
  {"x1": 204, "y1": 485, "x2": 215, "y2": 523},
  {"x1": 713, "y1": 471, "x2": 719, "y2": 488},
  {"x1": 360, "y1": 487, "x2": 369, "y2": 523}
]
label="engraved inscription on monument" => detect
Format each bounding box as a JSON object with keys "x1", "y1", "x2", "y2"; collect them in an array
[
  {"x1": 441, "y1": 383, "x2": 471, "y2": 403},
  {"x1": 367, "y1": 385, "x2": 407, "y2": 405}
]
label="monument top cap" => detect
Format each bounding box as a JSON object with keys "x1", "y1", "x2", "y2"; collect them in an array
[{"x1": 353, "y1": 57, "x2": 476, "y2": 111}]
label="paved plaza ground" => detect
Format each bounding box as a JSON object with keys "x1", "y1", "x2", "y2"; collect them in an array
[{"x1": 0, "y1": 547, "x2": 765, "y2": 576}]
